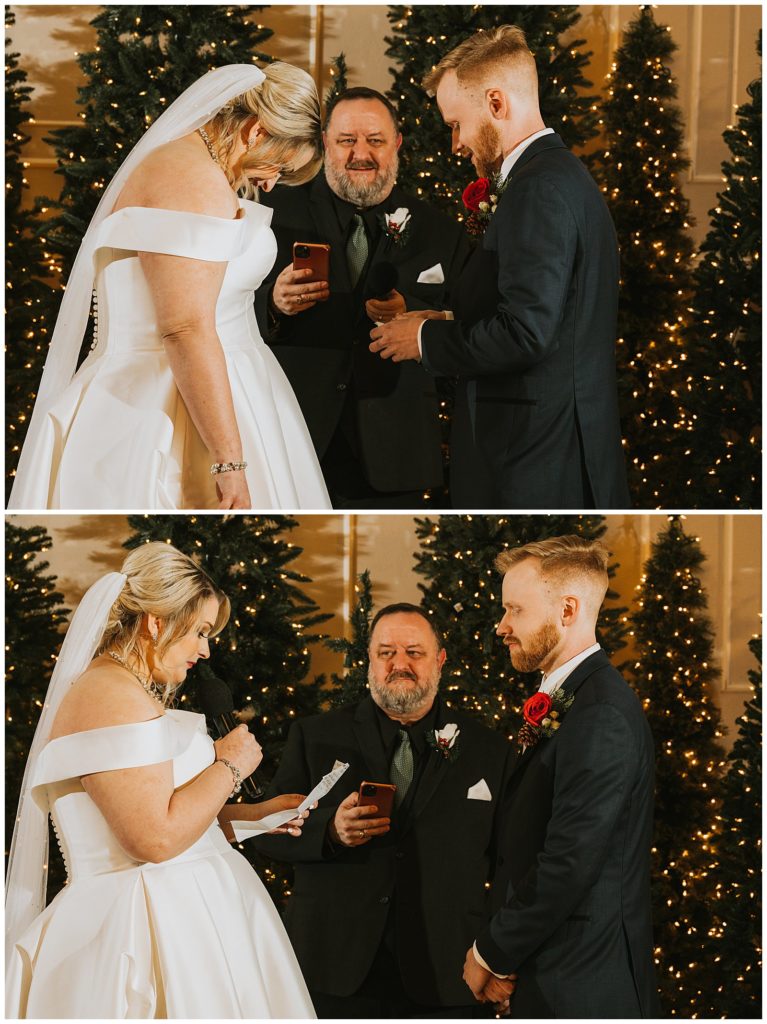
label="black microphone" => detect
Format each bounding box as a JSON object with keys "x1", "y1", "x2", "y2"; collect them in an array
[
  {"x1": 363, "y1": 261, "x2": 398, "y2": 302},
  {"x1": 196, "y1": 671, "x2": 264, "y2": 799}
]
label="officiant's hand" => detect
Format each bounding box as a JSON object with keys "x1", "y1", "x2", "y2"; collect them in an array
[
  {"x1": 369, "y1": 317, "x2": 424, "y2": 362},
  {"x1": 328, "y1": 790, "x2": 391, "y2": 847},
  {"x1": 365, "y1": 289, "x2": 406, "y2": 324},
  {"x1": 272, "y1": 265, "x2": 329, "y2": 316}
]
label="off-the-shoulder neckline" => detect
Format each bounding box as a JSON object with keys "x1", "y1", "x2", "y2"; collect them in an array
[
  {"x1": 45, "y1": 707, "x2": 200, "y2": 746},
  {"x1": 103, "y1": 198, "x2": 257, "y2": 224}
]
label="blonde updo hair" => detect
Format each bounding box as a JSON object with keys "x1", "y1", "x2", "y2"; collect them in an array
[
  {"x1": 208, "y1": 61, "x2": 323, "y2": 198},
  {"x1": 97, "y1": 542, "x2": 230, "y2": 702}
]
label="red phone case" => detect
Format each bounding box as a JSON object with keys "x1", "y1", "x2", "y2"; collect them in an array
[
  {"x1": 292, "y1": 242, "x2": 330, "y2": 283},
  {"x1": 358, "y1": 781, "x2": 396, "y2": 818}
]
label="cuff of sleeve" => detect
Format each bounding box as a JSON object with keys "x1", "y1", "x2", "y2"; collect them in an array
[
  {"x1": 444, "y1": 309, "x2": 454, "y2": 321},
  {"x1": 475, "y1": 928, "x2": 515, "y2": 978},
  {"x1": 416, "y1": 320, "x2": 424, "y2": 359},
  {"x1": 473, "y1": 941, "x2": 512, "y2": 979}
]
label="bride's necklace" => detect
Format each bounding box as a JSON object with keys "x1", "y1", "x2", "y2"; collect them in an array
[
  {"x1": 197, "y1": 126, "x2": 219, "y2": 165},
  {"x1": 107, "y1": 651, "x2": 164, "y2": 706}
]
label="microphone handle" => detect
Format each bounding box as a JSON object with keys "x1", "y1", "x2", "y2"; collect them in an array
[{"x1": 211, "y1": 713, "x2": 265, "y2": 799}]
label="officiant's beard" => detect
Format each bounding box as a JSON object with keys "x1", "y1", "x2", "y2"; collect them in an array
[
  {"x1": 506, "y1": 618, "x2": 562, "y2": 674},
  {"x1": 368, "y1": 665, "x2": 440, "y2": 718},
  {"x1": 325, "y1": 153, "x2": 399, "y2": 208}
]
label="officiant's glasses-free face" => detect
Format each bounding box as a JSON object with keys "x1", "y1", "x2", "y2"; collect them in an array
[
  {"x1": 367, "y1": 612, "x2": 446, "y2": 718},
  {"x1": 323, "y1": 98, "x2": 402, "y2": 207}
]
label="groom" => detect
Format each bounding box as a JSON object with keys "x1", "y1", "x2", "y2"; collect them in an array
[
  {"x1": 464, "y1": 535, "x2": 661, "y2": 1017},
  {"x1": 370, "y1": 26, "x2": 631, "y2": 510}
]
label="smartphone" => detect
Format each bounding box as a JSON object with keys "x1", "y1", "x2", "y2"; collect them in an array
[
  {"x1": 358, "y1": 781, "x2": 396, "y2": 819},
  {"x1": 293, "y1": 242, "x2": 330, "y2": 283}
]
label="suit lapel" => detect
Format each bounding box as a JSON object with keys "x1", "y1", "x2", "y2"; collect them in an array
[
  {"x1": 505, "y1": 650, "x2": 610, "y2": 790},
  {"x1": 352, "y1": 697, "x2": 390, "y2": 783},
  {"x1": 507, "y1": 131, "x2": 567, "y2": 180},
  {"x1": 308, "y1": 173, "x2": 352, "y2": 292}
]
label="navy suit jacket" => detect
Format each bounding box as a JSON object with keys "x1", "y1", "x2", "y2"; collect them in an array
[
  {"x1": 421, "y1": 133, "x2": 631, "y2": 509},
  {"x1": 476, "y1": 650, "x2": 661, "y2": 1018}
]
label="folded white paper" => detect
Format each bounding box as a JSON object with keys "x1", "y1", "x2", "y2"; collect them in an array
[
  {"x1": 230, "y1": 761, "x2": 350, "y2": 841},
  {"x1": 467, "y1": 778, "x2": 492, "y2": 801},
  {"x1": 417, "y1": 262, "x2": 445, "y2": 285}
]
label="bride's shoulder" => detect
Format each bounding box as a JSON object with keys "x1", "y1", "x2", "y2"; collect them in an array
[
  {"x1": 117, "y1": 135, "x2": 237, "y2": 219},
  {"x1": 49, "y1": 658, "x2": 161, "y2": 740}
]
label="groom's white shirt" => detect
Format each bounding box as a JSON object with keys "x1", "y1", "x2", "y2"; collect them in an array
[
  {"x1": 473, "y1": 638, "x2": 602, "y2": 979},
  {"x1": 416, "y1": 126, "x2": 554, "y2": 355}
]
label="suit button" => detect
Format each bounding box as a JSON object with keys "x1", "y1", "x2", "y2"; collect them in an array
[
  {"x1": 395, "y1": 852, "x2": 405, "y2": 860},
  {"x1": 379, "y1": 896, "x2": 390, "y2": 905},
  {"x1": 336, "y1": 383, "x2": 347, "y2": 391}
]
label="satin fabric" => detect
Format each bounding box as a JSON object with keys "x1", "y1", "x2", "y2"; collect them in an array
[
  {"x1": 6, "y1": 710, "x2": 316, "y2": 1019},
  {"x1": 10, "y1": 200, "x2": 330, "y2": 510}
]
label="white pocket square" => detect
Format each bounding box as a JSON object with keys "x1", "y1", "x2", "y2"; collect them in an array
[
  {"x1": 417, "y1": 262, "x2": 445, "y2": 284},
  {"x1": 467, "y1": 778, "x2": 492, "y2": 801}
]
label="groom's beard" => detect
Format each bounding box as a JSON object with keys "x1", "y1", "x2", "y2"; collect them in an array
[
  {"x1": 325, "y1": 152, "x2": 399, "y2": 208},
  {"x1": 473, "y1": 118, "x2": 503, "y2": 178},
  {"x1": 505, "y1": 619, "x2": 561, "y2": 674},
  {"x1": 368, "y1": 664, "x2": 439, "y2": 717}
]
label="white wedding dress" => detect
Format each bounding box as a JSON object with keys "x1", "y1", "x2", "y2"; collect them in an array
[
  {"x1": 5, "y1": 709, "x2": 316, "y2": 1019},
  {"x1": 9, "y1": 199, "x2": 330, "y2": 509}
]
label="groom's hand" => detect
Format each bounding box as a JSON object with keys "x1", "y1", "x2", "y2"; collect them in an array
[
  {"x1": 328, "y1": 790, "x2": 391, "y2": 847},
  {"x1": 369, "y1": 316, "x2": 424, "y2": 362},
  {"x1": 462, "y1": 946, "x2": 492, "y2": 1000}
]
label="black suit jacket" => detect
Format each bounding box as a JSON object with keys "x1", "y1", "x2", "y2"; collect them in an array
[
  {"x1": 255, "y1": 174, "x2": 473, "y2": 492},
  {"x1": 476, "y1": 651, "x2": 661, "y2": 1018},
  {"x1": 421, "y1": 133, "x2": 631, "y2": 509},
  {"x1": 250, "y1": 696, "x2": 511, "y2": 1006}
]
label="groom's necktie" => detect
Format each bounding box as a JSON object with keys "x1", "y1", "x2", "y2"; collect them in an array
[
  {"x1": 389, "y1": 728, "x2": 414, "y2": 808},
  {"x1": 346, "y1": 213, "x2": 369, "y2": 287}
]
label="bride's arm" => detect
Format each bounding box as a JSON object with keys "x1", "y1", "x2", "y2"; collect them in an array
[
  {"x1": 60, "y1": 671, "x2": 262, "y2": 863},
  {"x1": 132, "y1": 151, "x2": 251, "y2": 510}
]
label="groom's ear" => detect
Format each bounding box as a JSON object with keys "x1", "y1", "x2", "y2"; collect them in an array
[
  {"x1": 560, "y1": 594, "x2": 579, "y2": 628},
  {"x1": 486, "y1": 88, "x2": 509, "y2": 121}
]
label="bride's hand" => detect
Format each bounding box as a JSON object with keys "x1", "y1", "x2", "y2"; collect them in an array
[{"x1": 215, "y1": 469, "x2": 251, "y2": 510}]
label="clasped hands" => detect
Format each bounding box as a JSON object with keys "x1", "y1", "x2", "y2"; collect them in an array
[{"x1": 463, "y1": 946, "x2": 517, "y2": 1013}]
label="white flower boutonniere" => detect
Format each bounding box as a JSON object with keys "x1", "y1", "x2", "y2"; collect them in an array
[
  {"x1": 381, "y1": 207, "x2": 412, "y2": 247},
  {"x1": 427, "y1": 722, "x2": 461, "y2": 761}
]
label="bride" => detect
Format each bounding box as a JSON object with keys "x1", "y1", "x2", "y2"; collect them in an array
[
  {"x1": 8, "y1": 63, "x2": 331, "y2": 510},
  {"x1": 6, "y1": 542, "x2": 317, "y2": 1018}
]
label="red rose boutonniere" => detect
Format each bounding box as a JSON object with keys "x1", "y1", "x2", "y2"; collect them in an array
[
  {"x1": 517, "y1": 688, "x2": 574, "y2": 749},
  {"x1": 462, "y1": 172, "x2": 508, "y2": 237}
]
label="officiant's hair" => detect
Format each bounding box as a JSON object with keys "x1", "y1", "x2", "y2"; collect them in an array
[
  {"x1": 423, "y1": 25, "x2": 537, "y2": 98},
  {"x1": 370, "y1": 603, "x2": 444, "y2": 649},
  {"x1": 96, "y1": 543, "x2": 230, "y2": 700},
  {"x1": 324, "y1": 87, "x2": 400, "y2": 133},
  {"x1": 495, "y1": 536, "x2": 609, "y2": 602}
]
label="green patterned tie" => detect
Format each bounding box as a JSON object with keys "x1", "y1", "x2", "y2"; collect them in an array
[
  {"x1": 389, "y1": 728, "x2": 414, "y2": 808},
  {"x1": 346, "y1": 213, "x2": 369, "y2": 287}
]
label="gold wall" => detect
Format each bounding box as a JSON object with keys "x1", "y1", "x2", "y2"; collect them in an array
[
  {"x1": 7, "y1": 513, "x2": 761, "y2": 748},
  {"x1": 10, "y1": 4, "x2": 761, "y2": 245}
]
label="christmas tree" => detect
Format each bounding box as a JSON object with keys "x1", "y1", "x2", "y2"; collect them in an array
[
  {"x1": 37, "y1": 5, "x2": 274, "y2": 361},
  {"x1": 5, "y1": 522, "x2": 70, "y2": 895},
  {"x1": 627, "y1": 516, "x2": 726, "y2": 1016},
  {"x1": 681, "y1": 35, "x2": 762, "y2": 509},
  {"x1": 324, "y1": 569, "x2": 374, "y2": 708},
  {"x1": 709, "y1": 636, "x2": 762, "y2": 1018},
  {"x1": 125, "y1": 514, "x2": 331, "y2": 903},
  {"x1": 324, "y1": 51, "x2": 349, "y2": 110},
  {"x1": 386, "y1": 5, "x2": 599, "y2": 216},
  {"x1": 595, "y1": 6, "x2": 695, "y2": 508},
  {"x1": 5, "y1": 14, "x2": 54, "y2": 498},
  {"x1": 412, "y1": 515, "x2": 628, "y2": 737}
]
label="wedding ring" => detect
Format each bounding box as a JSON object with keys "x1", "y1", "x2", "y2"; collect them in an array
[{"x1": 358, "y1": 829, "x2": 365, "y2": 838}]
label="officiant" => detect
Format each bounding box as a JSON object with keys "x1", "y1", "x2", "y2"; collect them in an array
[
  {"x1": 254, "y1": 87, "x2": 472, "y2": 508},
  {"x1": 249, "y1": 603, "x2": 512, "y2": 1018}
]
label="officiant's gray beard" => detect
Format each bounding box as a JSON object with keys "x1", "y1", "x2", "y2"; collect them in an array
[
  {"x1": 368, "y1": 665, "x2": 440, "y2": 717},
  {"x1": 325, "y1": 153, "x2": 399, "y2": 208}
]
